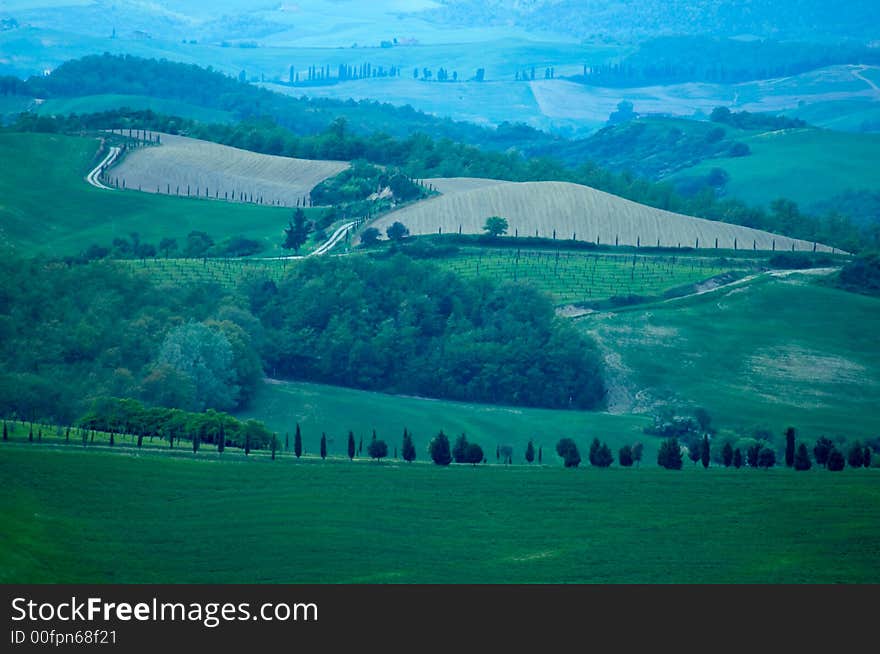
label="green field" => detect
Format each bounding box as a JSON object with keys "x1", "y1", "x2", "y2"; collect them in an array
[
  {"x1": 0, "y1": 132, "x2": 306, "y2": 257},
  {"x1": 36, "y1": 94, "x2": 237, "y2": 124},
  {"x1": 668, "y1": 127, "x2": 880, "y2": 209},
  {"x1": 436, "y1": 248, "x2": 751, "y2": 304},
  {"x1": 2, "y1": 445, "x2": 877, "y2": 583},
  {"x1": 585, "y1": 272, "x2": 880, "y2": 442},
  {"x1": 235, "y1": 380, "x2": 652, "y2": 464}
]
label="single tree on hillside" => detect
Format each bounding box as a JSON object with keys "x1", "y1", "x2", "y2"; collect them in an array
[
  {"x1": 360, "y1": 227, "x2": 381, "y2": 246},
  {"x1": 525, "y1": 440, "x2": 535, "y2": 463},
  {"x1": 785, "y1": 427, "x2": 796, "y2": 467},
  {"x1": 794, "y1": 443, "x2": 811, "y2": 471},
  {"x1": 483, "y1": 216, "x2": 509, "y2": 237},
  {"x1": 430, "y1": 431, "x2": 452, "y2": 466},
  {"x1": 282, "y1": 209, "x2": 313, "y2": 253},
  {"x1": 386, "y1": 221, "x2": 410, "y2": 242},
  {"x1": 294, "y1": 423, "x2": 302, "y2": 459},
  {"x1": 348, "y1": 431, "x2": 355, "y2": 460},
  {"x1": 320, "y1": 433, "x2": 327, "y2": 460}
]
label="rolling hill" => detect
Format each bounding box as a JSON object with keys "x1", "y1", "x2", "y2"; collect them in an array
[
  {"x1": 370, "y1": 179, "x2": 837, "y2": 252},
  {"x1": 0, "y1": 132, "x2": 301, "y2": 257},
  {"x1": 110, "y1": 132, "x2": 349, "y2": 207}
]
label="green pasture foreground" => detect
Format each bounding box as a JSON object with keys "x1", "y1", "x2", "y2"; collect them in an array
[{"x1": 1, "y1": 445, "x2": 878, "y2": 583}]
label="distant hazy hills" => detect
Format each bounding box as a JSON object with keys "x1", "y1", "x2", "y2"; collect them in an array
[{"x1": 426, "y1": 0, "x2": 880, "y2": 41}]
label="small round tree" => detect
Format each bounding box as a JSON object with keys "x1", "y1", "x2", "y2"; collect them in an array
[
  {"x1": 465, "y1": 443, "x2": 484, "y2": 466},
  {"x1": 794, "y1": 443, "x2": 812, "y2": 471},
  {"x1": 367, "y1": 438, "x2": 388, "y2": 462},
  {"x1": 483, "y1": 216, "x2": 509, "y2": 237},
  {"x1": 618, "y1": 445, "x2": 634, "y2": 467},
  {"x1": 827, "y1": 448, "x2": 845, "y2": 471},
  {"x1": 555, "y1": 438, "x2": 581, "y2": 468}
]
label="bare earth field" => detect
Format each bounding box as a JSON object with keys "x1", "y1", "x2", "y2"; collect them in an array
[
  {"x1": 110, "y1": 133, "x2": 349, "y2": 207},
  {"x1": 371, "y1": 179, "x2": 835, "y2": 252}
]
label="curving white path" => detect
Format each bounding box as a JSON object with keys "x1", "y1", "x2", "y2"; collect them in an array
[{"x1": 85, "y1": 146, "x2": 122, "y2": 190}]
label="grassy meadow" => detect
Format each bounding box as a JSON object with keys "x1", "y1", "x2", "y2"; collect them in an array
[
  {"x1": 1, "y1": 444, "x2": 877, "y2": 584},
  {"x1": 235, "y1": 380, "x2": 652, "y2": 464},
  {"x1": 669, "y1": 127, "x2": 880, "y2": 209},
  {"x1": 584, "y1": 273, "x2": 880, "y2": 442}
]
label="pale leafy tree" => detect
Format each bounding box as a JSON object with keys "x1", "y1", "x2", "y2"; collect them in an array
[
  {"x1": 157, "y1": 322, "x2": 239, "y2": 411},
  {"x1": 483, "y1": 216, "x2": 509, "y2": 237}
]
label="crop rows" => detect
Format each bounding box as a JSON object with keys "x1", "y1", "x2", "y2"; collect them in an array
[
  {"x1": 117, "y1": 258, "x2": 292, "y2": 287},
  {"x1": 437, "y1": 249, "x2": 748, "y2": 303}
]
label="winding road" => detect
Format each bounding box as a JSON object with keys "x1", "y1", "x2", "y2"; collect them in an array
[{"x1": 85, "y1": 146, "x2": 122, "y2": 190}]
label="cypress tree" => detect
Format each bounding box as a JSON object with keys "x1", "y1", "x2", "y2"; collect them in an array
[
  {"x1": 358, "y1": 436, "x2": 363, "y2": 454},
  {"x1": 108, "y1": 430, "x2": 114, "y2": 447},
  {"x1": 794, "y1": 443, "x2": 811, "y2": 471},
  {"x1": 193, "y1": 430, "x2": 200, "y2": 454},
  {"x1": 618, "y1": 444, "x2": 634, "y2": 467},
  {"x1": 65, "y1": 426, "x2": 70, "y2": 443},
  {"x1": 589, "y1": 437, "x2": 601, "y2": 466},
  {"x1": 271, "y1": 433, "x2": 277, "y2": 460},
  {"x1": 245, "y1": 432, "x2": 251, "y2": 456},
  {"x1": 864, "y1": 446, "x2": 872, "y2": 468},
  {"x1": 2, "y1": 421, "x2": 6, "y2": 441},
  {"x1": 402, "y1": 428, "x2": 416, "y2": 462},
  {"x1": 701, "y1": 434, "x2": 710, "y2": 468},
  {"x1": 733, "y1": 448, "x2": 743, "y2": 469},
  {"x1": 169, "y1": 428, "x2": 174, "y2": 449},
  {"x1": 722, "y1": 442, "x2": 733, "y2": 467},
  {"x1": 294, "y1": 424, "x2": 302, "y2": 459},
  {"x1": 29, "y1": 424, "x2": 33, "y2": 442},
  {"x1": 496, "y1": 444, "x2": 500, "y2": 461},
  {"x1": 538, "y1": 446, "x2": 542, "y2": 464},
  {"x1": 137, "y1": 431, "x2": 144, "y2": 448},
  {"x1": 285, "y1": 433, "x2": 289, "y2": 452},
  {"x1": 525, "y1": 440, "x2": 535, "y2": 463},
  {"x1": 320, "y1": 433, "x2": 327, "y2": 460},
  {"x1": 632, "y1": 442, "x2": 643, "y2": 467},
  {"x1": 82, "y1": 428, "x2": 88, "y2": 447},
  {"x1": 785, "y1": 427, "x2": 796, "y2": 467},
  {"x1": 348, "y1": 431, "x2": 355, "y2": 460},
  {"x1": 218, "y1": 424, "x2": 225, "y2": 453}
]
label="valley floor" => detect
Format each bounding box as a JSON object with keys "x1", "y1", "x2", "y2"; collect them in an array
[{"x1": 2, "y1": 445, "x2": 878, "y2": 584}]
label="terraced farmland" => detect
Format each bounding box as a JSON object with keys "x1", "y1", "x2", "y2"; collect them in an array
[
  {"x1": 371, "y1": 179, "x2": 836, "y2": 252},
  {"x1": 437, "y1": 249, "x2": 753, "y2": 304},
  {"x1": 109, "y1": 133, "x2": 348, "y2": 207}
]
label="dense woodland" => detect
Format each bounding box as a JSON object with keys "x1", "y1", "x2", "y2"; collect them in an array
[
  {"x1": 0, "y1": 252, "x2": 607, "y2": 425},
  {"x1": 250, "y1": 255, "x2": 606, "y2": 409}
]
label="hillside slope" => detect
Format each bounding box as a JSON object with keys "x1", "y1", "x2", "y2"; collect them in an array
[
  {"x1": 111, "y1": 133, "x2": 348, "y2": 207},
  {"x1": 371, "y1": 179, "x2": 836, "y2": 252}
]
